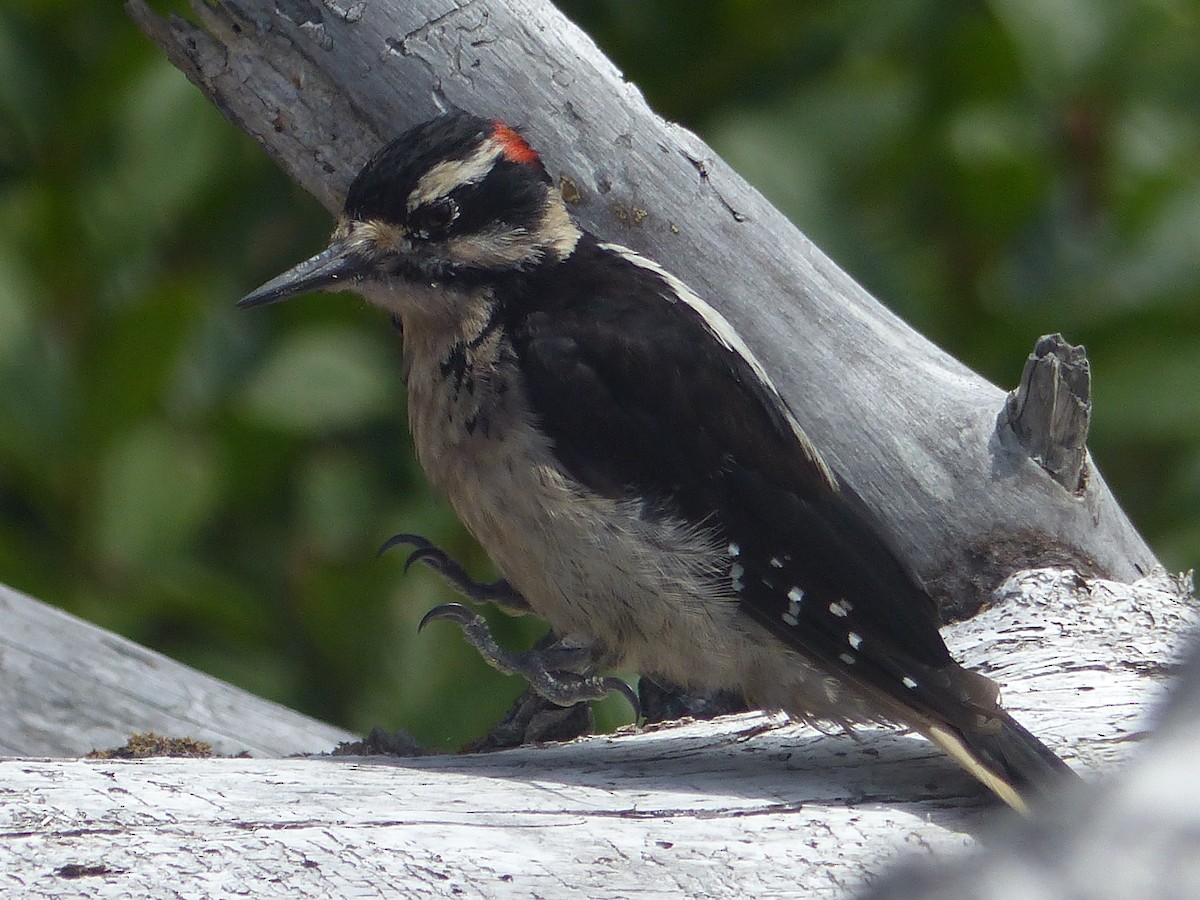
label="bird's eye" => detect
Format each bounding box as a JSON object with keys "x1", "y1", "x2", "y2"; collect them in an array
[{"x1": 410, "y1": 198, "x2": 458, "y2": 239}]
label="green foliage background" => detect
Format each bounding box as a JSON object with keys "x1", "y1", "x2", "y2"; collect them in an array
[{"x1": 1, "y1": 0, "x2": 1197, "y2": 748}]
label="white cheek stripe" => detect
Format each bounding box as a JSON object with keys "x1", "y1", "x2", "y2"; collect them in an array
[
  {"x1": 409, "y1": 139, "x2": 504, "y2": 209},
  {"x1": 598, "y1": 243, "x2": 837, "y2": 490}
]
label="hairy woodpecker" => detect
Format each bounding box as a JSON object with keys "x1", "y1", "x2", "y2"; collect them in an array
[{"x1": 240, "y1": 112, "x2": 1076, "y2": 812}]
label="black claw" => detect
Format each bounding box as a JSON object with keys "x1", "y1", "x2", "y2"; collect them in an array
[
  {"x1": 398, "y1": 537, "x2": 632, "y2": 719},
  {"x1": 378, "y1": 532, "x2": 431, "y2": 559},
  {"x1": 415, "y1": 602, "x2": 640, "y2": 720},
  {"x1": 418, "y1": 602, "x2": 476, "y2": 633},
  {"x1": 603, "y1": 677, "x2": 642, "y2": 720},
  {"x1": 383, "y1": 532, "x2": 532, "y2": 614},
  {"x1": 404, "y1": 545, "x2": 452, "y2": 576}
]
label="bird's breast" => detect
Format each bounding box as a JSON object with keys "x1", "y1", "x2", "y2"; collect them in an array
[
  {"x1": 400, "y1": 317, "x2": 739, "y2": 666},
  {"x1": 398, "y1": 320, "x2": 872, "y2": 716}
]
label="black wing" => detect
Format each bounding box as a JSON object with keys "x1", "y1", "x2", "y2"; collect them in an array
[
  {"x1": 504, "y1": 238, "x2": 954, "y2": 688},
  {"x1": 501, "y1": 237, "x2": 1076, "y2": 804}
]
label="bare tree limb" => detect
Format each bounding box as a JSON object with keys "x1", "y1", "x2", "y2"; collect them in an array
[
  {"x1": 868, "y1": 631, "x2": 1200, "y2": 900},
  {"x1": 0, "y1": 582, "x2": 354, "y2": 758},
  {"x1": 1, "y1": 569, "x2": 1193, "y2": 897}
]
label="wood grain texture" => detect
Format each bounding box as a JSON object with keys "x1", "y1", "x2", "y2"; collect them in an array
[
  {"x1": 868, "y1": 604, "x2": 1200, "y2": 900},
  {"x1": 125, "y1": 0, "x2": 1157, "y2": 615},
  {"x1": 0, "y1": 582, "x2": 355, "y2": 758},
  {"x1": 1005, "y1": 334, "x2": 1091, "y2": 493},
  {"x1": 1, "y1": 568, "x2": 1193, "y2": 897}
]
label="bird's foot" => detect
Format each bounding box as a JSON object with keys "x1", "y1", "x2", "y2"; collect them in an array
[
  {"x1": 468, "y1": 688, "x2": 597, "y2": 751},
  {"x1": 418, "y1": 603, "x2": 640, "y2": 717},
  {"x1": 380, "y1": 533, "x2": 531, "y2": 615},
  {"x1": 637, "y1": 677, "x2": 749, "y2": 724}
]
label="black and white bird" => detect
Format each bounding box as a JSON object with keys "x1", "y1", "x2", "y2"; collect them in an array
[{"x1": 239, "y1": 112, "x2": 1076, "y2": 812}]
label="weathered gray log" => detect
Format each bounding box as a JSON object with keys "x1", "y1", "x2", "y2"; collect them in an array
[
  {"x1": 868, "y1": 629, "x2": 1200, "y2": 900},
  {"x1": 0, "y1": 581, "x2": 354, "y2": 757},
  {"x1": 126, "y1": 0, "x2": 1157, "y2": 616},
  {"x1": 1, "y1": 569, "x2": 1193, "y2": 898}
]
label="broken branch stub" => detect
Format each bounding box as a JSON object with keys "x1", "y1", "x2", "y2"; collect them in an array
[{"x1": 1005, "y1": 334, "x2": 1092, "y2": 495}]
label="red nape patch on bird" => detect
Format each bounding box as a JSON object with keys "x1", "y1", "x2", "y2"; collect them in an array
[{"x1": 492, "y1": 122, "x2": 540, "y2": 165}]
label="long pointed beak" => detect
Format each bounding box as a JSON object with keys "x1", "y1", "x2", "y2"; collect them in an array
[{"x1": 237, "y1": 240, "x2": 365, "y2": 309}]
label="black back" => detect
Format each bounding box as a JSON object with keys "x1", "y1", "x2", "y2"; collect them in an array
[{"x1": 502, "y1": 236, "x2": 958, "y2": 709}]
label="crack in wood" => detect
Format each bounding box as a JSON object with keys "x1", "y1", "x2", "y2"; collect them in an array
[{"x1": 682, "y1": 149, "x2": 747, "y2": 221}]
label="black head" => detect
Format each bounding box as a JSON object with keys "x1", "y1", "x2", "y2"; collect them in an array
[{"x1": 238, "y1": 113, "x2": 580, "y2": 310}]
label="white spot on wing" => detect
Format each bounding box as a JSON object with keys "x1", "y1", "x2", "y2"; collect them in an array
[
  {"x1": 597, "y1": 243, "x2": 838, "y2": 491},
  {"x1": 783, "y1": 586, "x2": 804, "y2": 626},
  {"x1": 829, "y1": 600, "x2": 852, "y2": 618},
  {"x1": 730, "y1": 562, "x2": 745, "y2": 591},
  {"x1": 902, "y1": 676, "x2": 918, "y2": 689},
  {"x1": 839, "y1": 653, "x2": 856, "y2": 665},
  {"x1": 769, "y1": 557, "x2": 783, "y2": 568},
  {"x1": 848, "y1": 631, "x2": 863, "y2": 650},
  {"x1": 728, "y1": 542, "x2": 740, "y2": 557}
]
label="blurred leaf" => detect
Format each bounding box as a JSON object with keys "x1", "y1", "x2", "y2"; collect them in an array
[
  {"x1": 0, "y1": 323, "x2": 73, "y2": 471},
  {"x1": 297, "y1": 450, "x2": 382, "y2": 557},
  {"x1": 89, "y1": 423, "x2": 220, "y2": 570},
  {"x1": 1093, "y1": 338, "x2": 1200, "y2": 441},
  {"x1": 0, "y1": 251, "x2": 38, "y2": 359},
  {"x1": 0, "y1": 11, "x2": 46, "y2": 169},
  {"x1": 238, "y1": 326, "x2": 400, "y2": 433},
  {"x1": 989, "y1": 0, "x2": 1117, "y2": 91}
]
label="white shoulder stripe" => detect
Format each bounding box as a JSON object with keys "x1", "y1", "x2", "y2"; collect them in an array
[{"x1": 598, "y1": 242, "x2": 838, "y2": 491}]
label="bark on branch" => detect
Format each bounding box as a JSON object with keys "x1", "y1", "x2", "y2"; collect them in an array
[
  {"x1": 1003, "y1": 333, "x2": 1092, "y2": 495},
  {"x1": 0, "y1": 582, "x2": 353, "y2": 757}
]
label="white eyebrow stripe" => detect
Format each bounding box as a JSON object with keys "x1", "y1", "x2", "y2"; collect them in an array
[
  {"x1": 409, "y1": 138, "x2": 504, "y2": 209},
  {"x1": 598, "y1": 242, "x2": 838, "y2": 491}
]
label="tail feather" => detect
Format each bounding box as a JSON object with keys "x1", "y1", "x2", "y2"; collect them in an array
[{"x1": 925, "y1": 712, "x2": 1079, "y2": 814}]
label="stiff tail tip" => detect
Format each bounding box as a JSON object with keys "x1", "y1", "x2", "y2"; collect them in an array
[{"x1": 926, "y1": 714, "x2": 1079, "y2": 815}]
